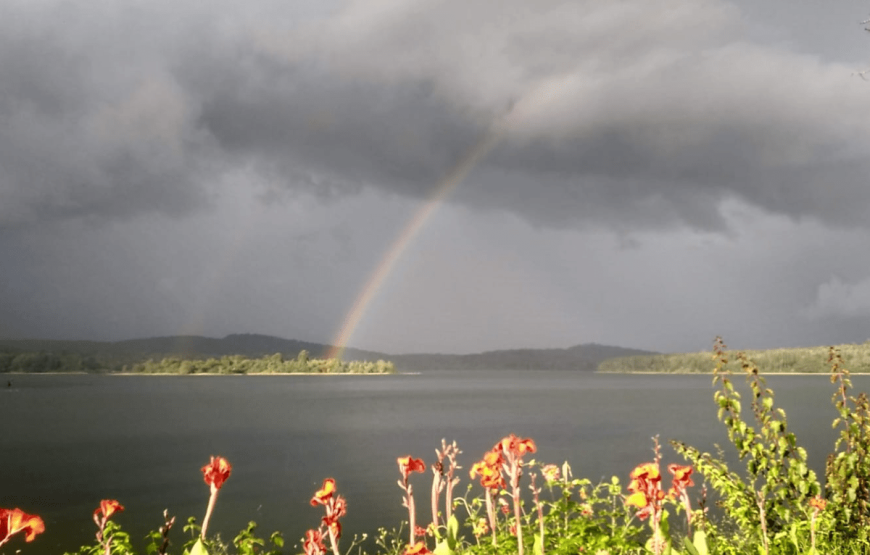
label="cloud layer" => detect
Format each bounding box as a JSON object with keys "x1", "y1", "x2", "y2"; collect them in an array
[
  {"x1": 4, "y1": 0, "x2": 870, "y2": 233},
  {"x1": 3, "y1": 0, "x2": 870, "y2": 353}
]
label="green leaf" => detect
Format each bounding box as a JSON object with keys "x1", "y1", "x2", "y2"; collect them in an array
[
  {"x1": 533, "y1": 533, "x2": 543, "y2": 555},
  {"x1": 433, "y1": 540, "x2": 456, "y2": 555},
  {"x1": 188, "y1": 539, "x2": 209, "y2": 555},
  {"x1": 446, "y1": 514, "x2": 459, "y2": 550},
  {"x1": 681, "y1": 536, "x2": 701, "y2": 555},
  {"x1": 691, "y1": 530, "x2": 709, "y2": 555}
]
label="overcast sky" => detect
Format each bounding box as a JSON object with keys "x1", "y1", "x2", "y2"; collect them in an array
[{"x1": 3, "y1": 0, "x2": 870, "y2": 355}]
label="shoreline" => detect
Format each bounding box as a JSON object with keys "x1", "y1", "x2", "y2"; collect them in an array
[
  {"x1": 111, "y1": 371, "x2": 400, "y2": 376},
  {"x1": 3, "y1": 370, "x2": 865, "y2": 376},
  {"x1": 2, "y1": 371, "x2": 401, "y2": 376},
  {"x1": 597, "y1": 371, "x2": 870, "y2": 376}
]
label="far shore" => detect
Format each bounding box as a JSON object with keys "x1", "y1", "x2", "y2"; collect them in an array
[
  {"x1": 2, "y1": 371, "x2": 402, "y2": 377},
  {"x1": 111, "y1": 371, "x2": 402, "y2": 376},
  {"x1": 598, "y1": 371, "x2": 870, "y2": 376},
  {"x1": 4, "y1": 370, "x2": 867, "y2": 377}
]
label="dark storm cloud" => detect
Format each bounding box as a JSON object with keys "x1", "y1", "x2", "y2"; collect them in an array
[
  {"x1": 195, "y1": 67, "x2": 483, "y2": 199},
  {"x1": 2, "y1": 0, "x2": 869, "y2": 234},
  {"x1": 0, "y1": 1, "x2": 251, "y2": 230},
  {"x1": 196, "y1": 0, "x2": 870, "y2": 232}
]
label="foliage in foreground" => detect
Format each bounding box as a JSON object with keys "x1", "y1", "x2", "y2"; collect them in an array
[{"x1": 7, "y1": 339, "x2": 870, "y2": 554}]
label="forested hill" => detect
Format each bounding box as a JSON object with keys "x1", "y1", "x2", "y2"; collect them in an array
[
  {"x1": 390, "y1": 343, "x2": 657, "y2": 371},
  {"x1": 0, "y1": 334, "x2": 386, "y2": 373},
  {"x1": 0, "y1": 335, "x2": 653, "y2": 373}
]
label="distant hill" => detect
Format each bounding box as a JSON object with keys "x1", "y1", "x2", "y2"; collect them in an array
[
  {"x1": 0, "y1": 334, "x2": 653, "y2": 373},
  {"x1": 390, "y1": 343, "x2": 657, "y2": 371}
]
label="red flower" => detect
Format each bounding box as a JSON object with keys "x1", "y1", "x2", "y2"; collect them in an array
[
  {"x1": 0, "y1": 508, "x2": 45, "y2": 544},
  {"x1": 404, "y1": 541, "x2": 431, "y2": 555},
  {"x1": 397, "y1": 456, "x2": 426, "y2": 481},
  {"x1": 321, "y1": 493, "x2": 347, "y2": 535},
  {"x1": 93, "y1": 500, "x2": 124, "y2": 521},
  {"x1": 311, "y1": 478, "x2": 336, "y2": 506},
  {"x1": 202, "y1": 456, "x2": 232, "y2": 491},
  {"x1": 331, "y1": 495, "x2": 348, "y2": 519},
  {"x1": 326, "y1": 519, "x2": 341, "y2": 540},
  {"x1": 303, "y1": 528, "x2": 326, "y2": 555}
]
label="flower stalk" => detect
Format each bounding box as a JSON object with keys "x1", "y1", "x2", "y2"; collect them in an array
[
  {"x1": 93, "y1": 499, "x2": 124, "y2": 555},
  {"x1": 310, "y1": 478, "x2": 347, "y2": 555},
  {"x1": 495, "y1": 434, "x2": 537, "y2": 555},
  {"x1": 200, "y1": 455, "x2": 232, "y2": 540},
  {"x1": 398, "y1": 456, "x2": 426, "y2": 545}
]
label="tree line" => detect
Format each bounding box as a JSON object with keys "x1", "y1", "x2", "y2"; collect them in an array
[
  {"x1": 0, "y1": 350, "x2": 395, "y2": 375},
  {"x1": 598, "y1": 342, "x2": 870, "y2": 373}
]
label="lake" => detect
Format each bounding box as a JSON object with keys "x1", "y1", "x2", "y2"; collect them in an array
[{"x1": 0, "y1": 371, "x2": 857, "y2": 554}]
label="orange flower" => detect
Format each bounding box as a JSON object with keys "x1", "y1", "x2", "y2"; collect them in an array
[
  {"x1": 667, "y1": 464, "x2": 694, "y2": 500},
  {"x1": 311, "y1": 478, "x2": 337, "y2": 506},
  {"x1": 202, "y1": 456, "x2": 232, "y2": 490},
  {"x1": 627, "y1": 462, "x2": 664, "y2": 520},
  {"x1": 630, "y1": 462, "x2": 661, "y2": 482},
  {"x1": 496, "y1": 434, "x2": 537, "y2": 458},
  {"x1": 483, "y1": 450, "x2": 503, "y2": 467},
  {"x1": 93, "y1": 499, "x2": 124, "y2": 521},
  {"x1": 667, "y1": 464, "x2": 693, "y2": 491},
  {"x1": 397, "y1": 456, "x2": 426, "y2": 481},
  {"x1": 470, "y1": 457, "x2": 506, "y2": 490},
  {"x1": 0, "y1": 508, "x2": 45, "y2": 544},
  {"x1": 470, "y1": 449, "x2": 506, "y2": 490},
  {"x1": 809, "y1": 495, "x2": 827, "y2": 512},
  {"x1": 404, "y1": 541, "x2": 431, "y2": 555}
]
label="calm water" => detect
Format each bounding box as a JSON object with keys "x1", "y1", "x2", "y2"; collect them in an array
[{"x1": 0, "y1": 371, "x2": 858, "y2": 554}]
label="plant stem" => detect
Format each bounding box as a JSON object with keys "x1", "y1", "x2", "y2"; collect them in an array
[{"x1": 201, "y1": 488, "x2": 218, "y2": 540}]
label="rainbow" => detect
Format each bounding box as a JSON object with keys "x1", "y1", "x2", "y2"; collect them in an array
[{"x1": 325, "y1": 78, "x2": 564, "y2": 360}]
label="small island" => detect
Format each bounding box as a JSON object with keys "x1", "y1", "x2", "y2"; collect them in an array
[
  {"x1": 0, "y1": 335, "x2": 397, "y2": 375},
  {"x1": 126, "y1": 351, "x2": 395, "y2": 375}
]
